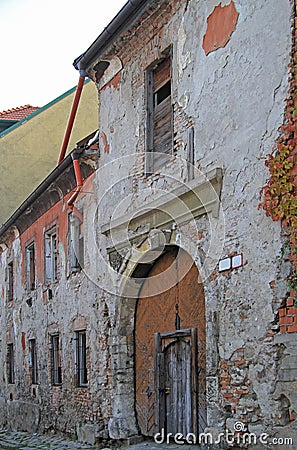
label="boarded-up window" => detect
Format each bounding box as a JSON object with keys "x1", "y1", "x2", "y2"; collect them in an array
[{"x1": 146, "y1": 56, "x2": 173, "y2": 174}]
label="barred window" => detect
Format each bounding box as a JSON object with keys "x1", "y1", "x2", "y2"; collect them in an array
[
  {"x1": 50, "y1": 335, "x2": 62, "y2": 385},
  {"x1": 29, "y1": 339, "x2": 38, "y2": 384},
  {"x1": 26, "y1": 242, "x2": 36, "y2": 290},
  {"x1": 74, "y1": 330, "x2": 88, "y2": 387}
]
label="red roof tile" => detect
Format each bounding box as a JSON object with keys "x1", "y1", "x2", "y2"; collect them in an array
[{"x1": 0, "y1": 104, "x2": 39, "y2": 121}]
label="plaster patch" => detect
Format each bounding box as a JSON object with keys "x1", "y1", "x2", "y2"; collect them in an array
[
  {"x1": 178, "y1": 91, "x2": 190, "y2": 109},
  {"x1": 100, "y1": 132, "x2": 110, "y2": 154},
  {"x1": 203, "y1": 1, "x2": 239, "y2": 56},
  {"x1": 177, "y1": 19, "x2": 191, "y2": 80},
  {"x1": 99, "y1": 72, "x2": 121, "y2": 92},
  {"x1": 98, "y1": 57, "x2": 122, "y2": 91}
]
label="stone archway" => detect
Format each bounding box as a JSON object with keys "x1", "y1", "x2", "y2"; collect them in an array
[{"x1": 134, "y1": 246, "x2": 206, "y2": 437}]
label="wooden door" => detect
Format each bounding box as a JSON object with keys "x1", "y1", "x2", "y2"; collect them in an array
[
  {"x1": 155, "y1": 329, "x2": 197, "y2": 436},
  {"x1": 135, "y1": 247, "x2": 206, "y2": 436}
]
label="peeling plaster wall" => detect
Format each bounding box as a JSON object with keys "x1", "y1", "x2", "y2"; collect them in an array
[
  {"x1": 0, "y1": 182, "x2": 114, "y2": 444},
  {"x1": 91, "y1": 0, "x2": 295, "y2": 441},
  {"x1": 0, "y1": 0, "x2": 295, "y2": 445}
]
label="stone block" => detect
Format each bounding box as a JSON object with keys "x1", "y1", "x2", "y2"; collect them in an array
[
  {"x1": 278, "y1": 368, "x2": 297, "y2": 382},
  {"x1": 7, "y1": 401, "x2": 40, "y2": 433},
  {"x1": 76, "y1": 423, "x2": 96, "y2": 446}
]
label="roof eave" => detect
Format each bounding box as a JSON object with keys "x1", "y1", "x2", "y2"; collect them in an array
[
  {"x1": 73, "y1": 0, "x2": 151, "y2": 73},
  {"x1": 0, "y1": 131, "x2": 98, "y2": 241}
]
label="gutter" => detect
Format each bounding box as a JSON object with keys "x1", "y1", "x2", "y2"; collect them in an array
[
  {"x1": 67, "y1": 0, "x2": 151, "y2": 208},
  {"x1": 73, "y1": 0, "x2": 151, "y2": 72}
]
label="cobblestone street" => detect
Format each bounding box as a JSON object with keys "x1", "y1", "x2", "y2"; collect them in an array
[
  {"x1": 0, "y1": 429, "x2": 203, "y2": 450},
  {"x1": 0, "y1": 429, "x2": 94, "y2": 449}
]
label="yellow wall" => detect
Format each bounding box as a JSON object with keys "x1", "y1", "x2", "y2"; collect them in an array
[{"x1": 0, "y1": 80, "x2": 98, "y2": 225}]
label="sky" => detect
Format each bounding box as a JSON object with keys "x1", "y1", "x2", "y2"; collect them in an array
[{"x1": 0, "y1": 0, "x2": 127, "y2": 112}]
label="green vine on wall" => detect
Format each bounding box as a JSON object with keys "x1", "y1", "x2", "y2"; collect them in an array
[{"x1": 259, "y1": 7, "x2": 297, "y2": 299}]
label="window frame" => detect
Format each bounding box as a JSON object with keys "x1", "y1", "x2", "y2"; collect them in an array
[
  {"x1": 74, "y1": 330, "x2": 88, "y2": 387},
  {"x1": 146, "y1": 51, "x2": 173, "y2": 175},
  {"x1": 44, "y1": 226, "x2": 58, "y2": 283},
  {"x1": 7, "y1": 343, "x2": 15, "y2": 384},
  {"x1": 68, "y1": 212, "x2": 84, "y2": 272},
  {"x1": 29, "y1": 338, "x2": 38, "y2": 384},
  {"x1": 7, "y1": 261, "x2": 14, "y2": 301},
  {"x1": 26, "y1": 241, "x2": 36, "y2": 291},
  {"x1": 50, "y1": 334, "x2": 62, "y2": 386}
]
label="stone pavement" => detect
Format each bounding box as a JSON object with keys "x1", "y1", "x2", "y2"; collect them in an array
[
  {"x1": 118, "y1": 441, "x2": 202, "y2": 450},
  {"x1": 0, "y1": 429, "x2": 94, "y2": 449},
  {"x1": 0, "y1": 429, "x2": 204, "y2": 449}
]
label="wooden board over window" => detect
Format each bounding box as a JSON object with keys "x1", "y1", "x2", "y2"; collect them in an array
[{"x1": 146, "y1": 55, "x2": 173, "y2": 174}]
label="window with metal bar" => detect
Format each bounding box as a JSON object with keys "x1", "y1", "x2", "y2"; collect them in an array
[
  {"x1": 29, "y1": 339, "x2": 38, "y2": 384},
  {"x1": 7, "y1": 343, "x2": 15, "y2": 384},
  {"x1": 50, "y1": 335, "x2": 62, "y2": 385},
  {"x1": 26, "y1": 242, "x2": 36, "y2": 290},
  {"x1": 74, "y1": 330, "x2": 88, "y2": 387}
]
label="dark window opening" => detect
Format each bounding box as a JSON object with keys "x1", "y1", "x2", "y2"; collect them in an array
[
  {"x1": 50, "y1": 335, "x2": 62, "y2": 385},
  {"x1": 155, "y1": 80, "x2": 171, "y2": 105},
  {"x1": 29, "y1": 339, "x2": 38, "y2": 384},
  {"x1": 7, "y1": 262, "x2": 14, "y2": 301},
  {"x1": 7, "y1": 343, "x2": 15, "y2": 384}
]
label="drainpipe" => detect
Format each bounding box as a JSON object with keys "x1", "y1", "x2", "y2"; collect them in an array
[
  {"x1": 68, "y1": 148, "x2": 83, "y2": 209},
  {"x1": 57, "y1": 70, "x2": 86, "y2": 165}
]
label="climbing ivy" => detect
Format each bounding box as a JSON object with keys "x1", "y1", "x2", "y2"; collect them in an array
[{"x1": 259, "y1": 6, "x2": 297, "y2": 299}]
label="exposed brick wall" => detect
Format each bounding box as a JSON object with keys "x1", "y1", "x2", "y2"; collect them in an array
[
  {"x1": 279, "y1": 292, "x2": 297, "y2": 333},
  {"x1": 220, "y1": 349, "x2": 250, "y2": 419}
]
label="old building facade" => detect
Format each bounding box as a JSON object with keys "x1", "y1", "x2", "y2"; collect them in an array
[{"x1": 0, "y1": 0, "x2": 296, "y2": 447}]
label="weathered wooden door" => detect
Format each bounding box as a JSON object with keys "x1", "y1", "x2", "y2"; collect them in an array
[
  {"x1": 155, "y1": 329, "x2": 198, "y2": 436},
  {"x1": 135, "y1": 247, "x2": 206, "y2": 437}
]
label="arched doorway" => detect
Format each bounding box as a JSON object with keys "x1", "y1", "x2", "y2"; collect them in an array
[{"x1": 135, "y1": 246, "x2": 206, "y2": 437}]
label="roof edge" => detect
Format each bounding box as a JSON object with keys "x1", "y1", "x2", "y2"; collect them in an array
[
  {"x1": 0, "y1": 79, "x2": 91, "y2": 139},
  {"x1": 73, "y1": 0, "x2": 152, "y2": 72}
]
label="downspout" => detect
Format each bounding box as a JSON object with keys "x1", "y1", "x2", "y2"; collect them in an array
[
  {"x1": 68, "y1": 148, "x2": 83, "y2": 209},
  {"x1": 57, "y1": 70, "x2": 85, "y2": 209},
  {"x1": 57, "y1": 70, "x2": 86, "y2": 165}
]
